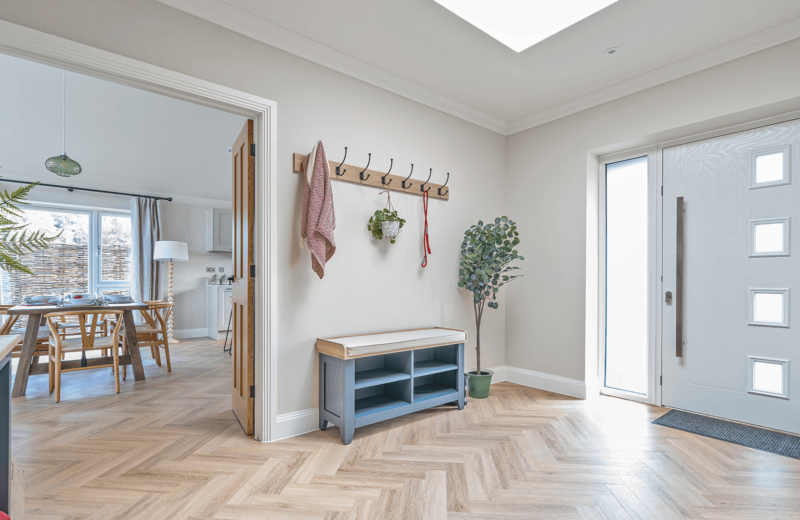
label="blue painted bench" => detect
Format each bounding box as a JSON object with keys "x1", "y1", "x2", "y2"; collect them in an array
[{"x1": 317, "y1": 328, "x2": 467, "y2": 444}]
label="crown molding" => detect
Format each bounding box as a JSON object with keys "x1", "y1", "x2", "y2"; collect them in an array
[
  {"x1": 507, "y1": 16, "x2": 800, "y2": 135},
  {"x1": 157, "y1": 0, "x2": 800, "y2": 137},
  {"x1": 156, "y1": 0, "x2": 509, "y2": 135}
]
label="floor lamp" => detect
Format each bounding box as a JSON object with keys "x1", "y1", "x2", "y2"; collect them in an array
[{"x1": 153, "y1": 241, "x2": 188, "y2": 343}]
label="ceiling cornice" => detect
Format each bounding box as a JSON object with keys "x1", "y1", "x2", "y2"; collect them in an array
[
  {"x1": 156, "y1": 0, "x2": 509, "y2": 135},
  {"x1": 158, "y1": 0, "x2": 800, "y2": 137},
  {"x1": 507, "y1": 16, "x2": 800, "y2": 135}
]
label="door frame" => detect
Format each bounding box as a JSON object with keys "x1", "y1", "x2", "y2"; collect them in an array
[
  {"x1": 598, "y1": 109, "x2": 800, "y2": 408},
  {"x1": 0, "y1": 19, "x2": 278, "y2": 441},
  {"x1": 597, "y1": 146, "x2": 659, "y2": 405}
]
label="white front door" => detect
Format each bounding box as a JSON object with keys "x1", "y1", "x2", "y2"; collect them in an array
[{"x1": 663, "y1": 119, "x2": 800, "y2": 434}]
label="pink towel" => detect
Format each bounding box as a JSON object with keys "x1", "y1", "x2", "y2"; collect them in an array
[{"x1": 300, "y1": 141, "x2": 336, "y2": 278}]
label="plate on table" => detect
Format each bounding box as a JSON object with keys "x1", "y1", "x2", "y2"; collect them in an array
[{"x1": 62, "y1": 299, "x2": 96, "y2": 307}]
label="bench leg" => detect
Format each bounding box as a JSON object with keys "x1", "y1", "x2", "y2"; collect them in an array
[
  {"x1": 340, "y1": 359, "x2": 355, "y2": 445},
  {"x1": 457, "y1": 342, "x2": 465, "y2": 410}
]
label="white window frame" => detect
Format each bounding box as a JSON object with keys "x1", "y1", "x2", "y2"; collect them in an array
[
  {"x1": 749, "y1": 288, "x2": 790, "y2": 328},
  {"x1": 749, "y1": 217, "x2": 791, "y2": 257},
  {"x1": 22, "y1": 202, "x2": 131, "y2": 297},
  {"x1": 748, "y1": 356, "x2": 790, "y2": 399},
  {"x1": 598, "y1": 147, "x2": 658, "y2": 405},
  {"x1": 750, "y1": 145, "x2": 792, "y2": 189}
]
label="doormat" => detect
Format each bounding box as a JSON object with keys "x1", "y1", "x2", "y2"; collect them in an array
[{"x1": 653, "y1": 410, "x2": 800, "y2": 460}]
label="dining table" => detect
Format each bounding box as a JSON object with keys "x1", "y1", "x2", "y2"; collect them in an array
[{"x1": 6, "y1": 301, "x2": 149, "y2": 398}]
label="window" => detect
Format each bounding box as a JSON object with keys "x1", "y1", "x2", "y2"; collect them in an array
[
  {"x1": 0, "y1": 204, "x2": 131, "y2": 305},
  {"x1": 604, "y1": 156, "x2": 648, "y2": 395},
  {"x1": 749, "y1": 289, "x2": 790, "y2": 328},
  {"x1": 751, "y1": 147, "x2": 791, "y2": 189},
  {"x1": 750, "y1": 217, "x2": 790, "y2": 257},
  {"x1": 749, "y1": 356, "x2": 789, "y2": 399}
]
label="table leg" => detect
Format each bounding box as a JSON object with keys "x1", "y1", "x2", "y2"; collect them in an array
[
  {"x1": 12, "y1": 313, "x2": 42, "y2": 397},
  {"x1": 122, "y1": 310, "x2": 146, "y2": 381}
]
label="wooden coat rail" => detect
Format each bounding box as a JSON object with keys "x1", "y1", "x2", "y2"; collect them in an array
[{"x1": 293, "y1": 153, "x2": 450, "y2": 201}]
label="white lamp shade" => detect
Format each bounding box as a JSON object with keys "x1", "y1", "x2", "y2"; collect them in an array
[{"x1": 154, "y1": 241, "x2": 189, "y2": 262}]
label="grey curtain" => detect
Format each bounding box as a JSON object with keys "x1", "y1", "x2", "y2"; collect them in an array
[{"x1": 131, "y1": 197, "x2": 163, "y2": 303}]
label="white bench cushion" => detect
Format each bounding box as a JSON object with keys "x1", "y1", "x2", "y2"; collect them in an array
[{"x1": 317, "y1": 327, "x2": 467, "y2": 359}]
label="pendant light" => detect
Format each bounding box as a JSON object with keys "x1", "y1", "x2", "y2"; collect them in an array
[{"x1": 45, "y1": 70, "x2": 82, "y2": 177}]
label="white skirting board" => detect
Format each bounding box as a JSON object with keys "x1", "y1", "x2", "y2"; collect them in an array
[
  {"x1": 489, "y1": 365, "x2": 587, "y2": 399},
  {"x1": 274, "y1": 408, "x2": 319, "y2": 441},
  {"x1": 272, "y1": 366, "x2": 586, "y2": 441},
  {"x1": 172, "y1": 328, "x2": 210, "y2": 340}
]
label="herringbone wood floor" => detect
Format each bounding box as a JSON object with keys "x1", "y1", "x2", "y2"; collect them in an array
[{"x1": 10, "y1": 338, "x2": 800, "y2": 519}]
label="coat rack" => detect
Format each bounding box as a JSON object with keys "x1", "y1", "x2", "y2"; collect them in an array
[{"x1": 293, "y1": 149, "x2": 450, "y2": 201}]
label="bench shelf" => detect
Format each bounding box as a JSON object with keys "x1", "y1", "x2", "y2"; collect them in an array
[{"x1": 317, "y1": 328, "x2": 466, "y2": 444}]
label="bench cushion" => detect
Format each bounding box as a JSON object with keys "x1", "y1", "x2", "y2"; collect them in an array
[{"x1": 317, "y1": 327, "x2": 467, "y2": 359}]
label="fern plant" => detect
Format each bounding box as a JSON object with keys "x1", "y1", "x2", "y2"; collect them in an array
[{"x1": 0, "y1": 182, "x2": 61, "y2": 274}]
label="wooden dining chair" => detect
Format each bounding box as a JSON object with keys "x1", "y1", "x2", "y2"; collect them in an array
[
  {"x1": 1, "y1": 305, "x2": 50, "y2": 361},
  {"x1": 44, "y1": 310, "x2": 125, "y2": 403},
  {"x1": 120, "y1": 302, "x2": 174, "y2": 377}
]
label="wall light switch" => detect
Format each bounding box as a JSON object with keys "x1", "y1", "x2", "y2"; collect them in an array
[{"x1": 206, "y1": 267, "x2": 216, "y2": 272}]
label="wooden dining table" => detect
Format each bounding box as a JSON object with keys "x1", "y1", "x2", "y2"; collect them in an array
[{"x1": 6, "y1": 301, "x2": 149, "y2": 398}]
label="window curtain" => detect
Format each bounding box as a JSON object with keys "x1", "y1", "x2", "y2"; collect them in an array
[{"x1": 131, "y1": 197, "x2": 163, "y2": 304}]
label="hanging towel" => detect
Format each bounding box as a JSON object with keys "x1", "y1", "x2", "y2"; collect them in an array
[{"x1": 300, "y1": 141, "x2": 336, "y2": 278}]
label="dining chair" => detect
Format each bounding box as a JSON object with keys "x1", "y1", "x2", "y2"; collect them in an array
[
  {"x1": 44, "y1": 310, "x2": 125, "y2": 403},
  {"x1": 120, "y1": 302, "x2": 174, "y2": 377},
  {"x1": 1, "y1": 306, "x2": 50, "y2": 361}
]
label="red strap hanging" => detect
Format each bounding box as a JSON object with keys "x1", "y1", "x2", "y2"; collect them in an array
[{"x1": 421, "y1": 189, "x2": 431, "y2": 267}]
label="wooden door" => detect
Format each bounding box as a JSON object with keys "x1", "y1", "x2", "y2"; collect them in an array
[
  {"x1": 231, "y1": 119, "x2": 255, "y2": 434},
  {"x1": 663, "y1": 119, "x2": 800, "y2": 434}
]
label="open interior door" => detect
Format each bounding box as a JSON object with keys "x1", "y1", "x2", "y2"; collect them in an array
[{"x1": 231, "y1": 119, "x2": 255, "y2": 434}]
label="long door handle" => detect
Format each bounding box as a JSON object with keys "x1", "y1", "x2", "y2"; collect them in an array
[{"x1": 676, "y1": 196, "x2": 684, "y2": 357}]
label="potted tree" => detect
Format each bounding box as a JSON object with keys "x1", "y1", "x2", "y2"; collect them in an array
[{"x1": 457, "y1": 216, "x2": 523, "y2": 398}]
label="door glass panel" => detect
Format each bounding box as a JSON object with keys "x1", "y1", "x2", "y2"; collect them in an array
[
  {"x1": 755, "y1": 152, "x2": 784, "y2": 184},
  {"x1": 753, "y1": 292, "x2": 784, "y2": 324},
  {"x1": 605, "y1": 156, "x2": 648, "y2": 395},
  {"x1": 753, "y1": 361, "x2": 783, "y2": 394},
  {"x1": 101, "y1": 214, "x2": 131, "y2": 282},
  {"x1": 754, "y1": 222, "x2": 784, "y2": 253}
]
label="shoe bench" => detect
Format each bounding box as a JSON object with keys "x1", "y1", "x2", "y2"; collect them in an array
[{"x1": 317, "y1": 327, "x2": 467, "y2": 444}]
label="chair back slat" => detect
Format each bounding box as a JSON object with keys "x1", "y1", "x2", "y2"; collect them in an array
[
  {"x1": 45, "y1": 310, "x2": 124, "y2": 351},
  {"x1": 0, "y1": 306, "x2": 19, "y2": 336}
]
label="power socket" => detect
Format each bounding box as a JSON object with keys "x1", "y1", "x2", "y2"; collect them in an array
[{"x1": 206, "y1": 267, "x2": 216, "y2": 272}]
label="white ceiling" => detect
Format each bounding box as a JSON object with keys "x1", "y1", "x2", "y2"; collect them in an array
[
  {"x1": 158, "y1": 0, "x2": 800, "y2": 135},
  {"x1": 0, "y1": 53, "x2": 247, "y2": 201}
]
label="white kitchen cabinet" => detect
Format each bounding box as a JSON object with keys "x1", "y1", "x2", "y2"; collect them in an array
[
  {"x1": 207, "y1": 285, "x2": 233, "y2": 340},
  {"x1": 206, "y1": 208, "x2": 233, "y2": 252}
]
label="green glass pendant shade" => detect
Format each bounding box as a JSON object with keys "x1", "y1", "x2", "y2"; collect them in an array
[{"x1": 45, "y1": 154, "x2": 82, "y2": 177}]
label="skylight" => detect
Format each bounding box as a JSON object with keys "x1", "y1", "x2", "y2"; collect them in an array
[{"x1": 435, "y1": 0, "x2": 619, "y2": 53}]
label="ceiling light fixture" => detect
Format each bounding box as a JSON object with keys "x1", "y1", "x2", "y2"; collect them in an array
[
  {"x1": 45, "y1": 70, "x2": 82, "y2": 177},
  {"x1": 435, "y1": 0, "x2": 618, "y2": 53},
  {"x1": 604, "y1": 47, "x2": 619, "y2": 56}
]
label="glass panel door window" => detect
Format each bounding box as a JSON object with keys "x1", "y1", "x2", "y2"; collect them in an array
[
  {"x1": 605, "y1": 156, "x2": 649, "y2": 395},
  {"x1": 98, "y1": 213, "x2": 132, "y2": 296},
  {"x1": 0, "y1": 204, "x2": 131, "y2": 305}
]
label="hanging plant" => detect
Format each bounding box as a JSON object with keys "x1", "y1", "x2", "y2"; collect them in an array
[{"x1": 368, "y1": 191, "x2": 406, "y2": 244}]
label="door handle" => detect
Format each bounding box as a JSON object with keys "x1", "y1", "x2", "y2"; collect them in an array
[
  {"x1": 665, "y1": 291, "x2": 672, "y2": 304},
  {"x1": 676, "y1": 197, "x2": 684, "y2": 358}
]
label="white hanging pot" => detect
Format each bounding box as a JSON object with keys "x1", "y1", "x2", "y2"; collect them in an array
[{"x1": 381, "y1": 220, "x2": 400, "y2": 239}]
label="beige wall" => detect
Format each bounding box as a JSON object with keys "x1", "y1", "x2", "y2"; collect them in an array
[
  {"x1": 0, "y1": 0, "x2": 508, "y2": 415},
  {"x1": 506, "y1": 39, "x2": 800, "y2": 384}
]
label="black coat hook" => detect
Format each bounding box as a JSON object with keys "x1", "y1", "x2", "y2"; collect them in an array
[
  {"x1": 402, "y1": 164, "x2": 414, "y2": 189},
  {"x1": 420, "y1": 168, "x2": 432, "y2": 192},
  {"x1": 438, "y1": 172, "x2": 450, "y2": 196},
  {"x1": 335, "y1": 147, "x2": 347, "y2": 176},
  {"x1": 359, "y1": 153, "x2": 372, "y2": 181},
  {"x1": 381, "y1": 159, "x2": 393, "y2": 185}
]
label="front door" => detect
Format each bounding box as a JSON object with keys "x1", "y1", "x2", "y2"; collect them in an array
[
  {"x1": 231, "y1": 119, "x2": 255, "y2": 435},
  {"x1": 663, "y1": 119, "x2": 800, "y2": 434}
]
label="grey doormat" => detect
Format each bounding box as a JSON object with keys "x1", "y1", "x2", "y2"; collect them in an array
[{"x1": 653, "y1": 410, "x2": 800, "y2": 460}]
